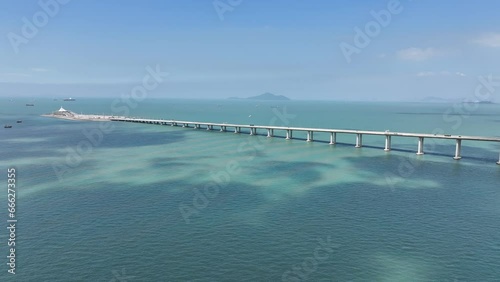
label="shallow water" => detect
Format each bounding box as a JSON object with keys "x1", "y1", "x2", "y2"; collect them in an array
[{"x1": 0, "y1": 98, "x2": 499, "y2": 281}]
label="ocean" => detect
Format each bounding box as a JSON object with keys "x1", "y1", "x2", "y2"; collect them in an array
[{"x1": 0, "y1": 98, "x2": 499, "y2": 281}]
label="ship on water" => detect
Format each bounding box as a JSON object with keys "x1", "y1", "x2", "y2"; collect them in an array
[{"x1": 63, "y1": 98, "x2": 76, "y2": 101}]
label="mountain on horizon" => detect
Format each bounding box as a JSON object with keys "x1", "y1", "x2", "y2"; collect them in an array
[{"x1": 229, "y1": 92, "x2": 290, "y2": 101}]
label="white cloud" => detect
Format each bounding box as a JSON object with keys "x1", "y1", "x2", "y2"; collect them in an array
[
  {"x1": 473, "y1": 32, "x2": 500, "y2": 47},
  {"x1": 31, "y1": 68, "x2": 49, "y2": 72},
  {"x1": 397, "y1": 47, "x2": 437, "y2": 61},
  {"x1": 416, "y1": 71, "x2": 435, "y2": 77},
  {"x1": 416, "y1": 71, "x2": 466, "y2": 77}
]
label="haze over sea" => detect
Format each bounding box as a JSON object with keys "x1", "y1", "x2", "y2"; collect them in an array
[{"x1": 1, "y1": 98, "x2": 500, "y2": 281}]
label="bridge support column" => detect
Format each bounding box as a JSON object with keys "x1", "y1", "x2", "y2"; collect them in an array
[
  {"x1": 286, "y1": 130, "x2": 293, "y2": 140},
  {"x1": 416, "y1": 137, "x2": 424, "y2": 155},
  {"x1": 497, "y1": 152, "x2": 500, "y2": 165},
  {"x1": 355, "y1": 134, "x2": 362, "y2": 148},
  {"x1": 384, "y1": 135, "x2": 391, "y2": 151},
  {"x1": 250, "y1": 127, "x2": 256, "y2": 135},
  {"x1": 207, "y1": 125, "x2": 212, "y2": 131},
  {"x1": 454, "y1": 139, "x2": 462, "y2": 160},
  {"x1": 220, "y1": 126, "x2": 226, "y2": 132},
  {"x1": 267, "y1": 129, "x2": 273, "y2": 138},
  {"x1": 307, "y1": 131, "x2": 314, "y2": 142},
  {"x1": 234, "y1": 127, "x2": 240, "y2": 134},
  {"x1": 329, "y1": 132, "x2": 336, "y2": 145}
]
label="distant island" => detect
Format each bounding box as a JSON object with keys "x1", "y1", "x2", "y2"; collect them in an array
[
  {"x1": 229, "y1": 92, "x2": 290, "y2": 101},
  {"x1": 420, "y1": 96, "x2": 496, "y2": 104}
]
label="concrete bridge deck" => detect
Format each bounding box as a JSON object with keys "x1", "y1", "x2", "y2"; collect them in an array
[{"x1": 110, "y1": 117, "x2": 500, "y2": 164}]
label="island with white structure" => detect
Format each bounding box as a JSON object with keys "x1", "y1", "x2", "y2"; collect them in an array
[{"x1": 42, "y1": 107, "x2": 123, "y2": 122}]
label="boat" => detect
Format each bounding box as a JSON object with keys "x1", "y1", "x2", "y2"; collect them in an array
[
  {"x1": 4, "y1": 125, "x2": 12, "y2": 128},
  {"x1": 63, "y1": 98, "x2": 76, "y2": 101},
  {"x1": 16, "y1": 120, "x2": 22, "y2": 123},
  {"x1": 26, "y1": 103, "x2": 34, "y2": 106}
]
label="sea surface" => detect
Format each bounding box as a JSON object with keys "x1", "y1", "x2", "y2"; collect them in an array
[{"x1": 0, "y1": 98, "x2": 499, "y2": 281}]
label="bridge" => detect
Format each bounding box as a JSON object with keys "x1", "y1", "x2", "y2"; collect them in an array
[{"x1": 110, "y1": 117, "x2": 500, "y2": 164}]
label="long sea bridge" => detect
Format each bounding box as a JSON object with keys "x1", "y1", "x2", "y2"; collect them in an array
[{"x1": 110, "y1": 117, "x2": 500, "y2": 164}]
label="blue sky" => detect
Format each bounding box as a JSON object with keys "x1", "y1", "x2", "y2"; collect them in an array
[{"x1": 1, "y1": 0, "x2": 500, "y2": 101}]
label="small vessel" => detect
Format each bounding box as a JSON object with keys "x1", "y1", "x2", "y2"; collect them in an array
[
  {"x1": 26, "y1": 103, "x2": 34, "y2": 106},
  {"x1": 4, "y1": 125, "x2": 12, "y2": 128},
  {"x1": 16, "y1": 120, "x2": 22, "y2": 123},
  {"x1": 63, "y1": 98, "x2": 76, "y2": 101}
]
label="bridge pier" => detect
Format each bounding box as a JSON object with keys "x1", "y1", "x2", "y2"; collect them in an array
[
  {"x1": 497, "y1": 152, "x2": 500, "y2": 165},
  {"x1": 355, "y1": 133, "x2": 362, "y2": 148},
  {"x1": 194, "y1": 124, "x2": 200, "y2": 129},
  {"x1": 307, "y1": 131, "x2": 314, "y2": 142},
  {"x1": 454, "y1": 139, "x2": 462, "y2": 160},
  {"x1": 220, "y1": 126, "x2": 226, "y2": 132},
  {"x1": 417, "y1": 137, "x2": 424, "y2": 155},
  {"x1": 286, "y1": 130, "x2": 293, "y2": 140},
  {"x1": 329, "y1": 132, "x2": 336, "y2": 145},
  {"x1": 384, "y1": 135, "x2": 391, "y2": 151},
  {"x1": 250, "y1": 127, "x2": 256, "y2": 135},
  {"x1": 207, "y1": 125, "x2": 213, "y2": 131},
  {"x1": 234, "y1": 127, "x2": 240, "y2": 134},
  {"x1": 267, "y1": 129, "x2": 274, "y2": 138}
]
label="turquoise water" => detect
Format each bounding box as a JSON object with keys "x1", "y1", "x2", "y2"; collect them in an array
[{"x1": 1, "y1": 98, "x2": 500, "y2": 281}]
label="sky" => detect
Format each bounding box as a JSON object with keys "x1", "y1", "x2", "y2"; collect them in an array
[{"x1": 1, "y1": 0, "x2": 500, "y2": 101}]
